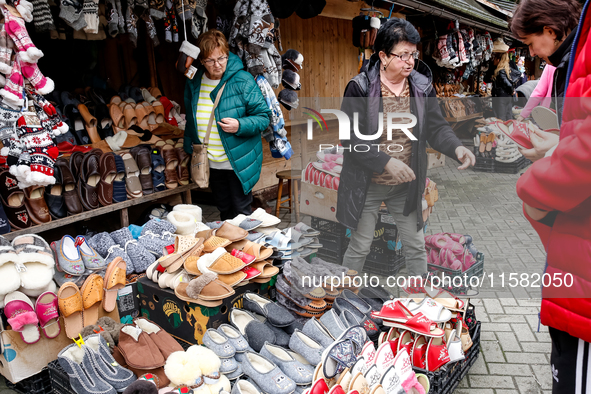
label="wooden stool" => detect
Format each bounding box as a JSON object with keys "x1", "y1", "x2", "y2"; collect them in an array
[{"x1": 275, "y1": 169, "x2": 301, "y2": 222}]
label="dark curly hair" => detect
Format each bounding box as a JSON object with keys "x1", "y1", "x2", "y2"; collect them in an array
[
  {"x1": 509, "y1": 0, "x2": 581, "y2": 41},
  {"x1": 373, "y1": 18, "x2": 421, "y2": 54}
]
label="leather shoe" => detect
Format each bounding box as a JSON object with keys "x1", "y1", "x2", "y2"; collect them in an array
[
  {"x1": 0, "y1": 170, "x2": 32, "y2": 230},
  {"x1": 130, "y1": 144, "x2": 154, "y2": 195},
  {"x1": 24, "y1": 185, "x2": 52, "y2": 225},
  {"x1": 69, "y1": 151, "x2": 84, "y2": 180},
  {"x1": 77, "y1": 149, "x2": 102, "y2": 211},
  {"x1": 45, "y1": 164, "x2": 67, "y2": 219},
  {"x1": 56, "y1": 158, "x2": 83, "y2": 215},
  {"x1": 98, "y1": 152, "x2": 116, "y2": 206}
]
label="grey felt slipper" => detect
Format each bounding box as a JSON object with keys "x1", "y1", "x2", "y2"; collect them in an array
[
  {"x1": 229, "y1": 309, "x2": 276, "y2": 352},
  {"x1": 232, "y1": 379, "x2": 261, "y2": 394},
  {"x1": 260, "y1": 342, "x2": 314, "y2": 386},
  {"x1": 294, "y1": 384, "x2": 311, "y2": 394},
  {"x1": 141, "y1": 218, "x2": 176, "y2": 236},
  {"x1": 319, "y1": 309, "x2": 347, "y2": 340},
  {"x1": 294, "y1": 222, "x2": 320, "y2": 237},
  {"x1": 234, "y1": 348, "x2": 254, "y2": 364},
  {"x1": 237, "y1": 217, "x2": 262, "y2": 231},
  {"x1": 58, "y1": 343, "x2": 116, "y2": 394},
  {"x1": 217, "y1": 324, "x2": 250, "y2": 353},
  {"x1": 243, "y1": 291, "x2": 295, "y2": 327},
  {"x1": 88, "y1": 232, "x2": 135, "y2": 274},
  {"x1": 288, "y1": 329, "x2": 325, "y2": 366},
  {"x1": 302, "y1": 318, "x2": 334, "y2": 347},
  {"x1": 111, "y1": 227, "x2": 155, "y2": 273},
  {"x1": 283, "y1": 320, "x2": 304, "y2": 336},
  {"x1": 264, "y1": 320, "x2": 290, "y2": 347},
  {"x1": 334, "y1": 298, "x2": 379, "y2": 339},
  {"x1": 203, "y1": 328, "x2": 236, "y2": 359},
  {"x1": 311, "y1": 257, "x2": 348, "y2": 277},
  {"x1": 54, "y1": 269, "x2": 89, "y2": 287},
  {"x1": 206, "y1": 221, "x2": 225, "y2": 229},
  {"x1": 321, "y1": 339, "x2": 356, "y2": 379},
  {"x1": 138, "y1": 231, "x2": 175, "y2": 258},
  {"x1": 219, "y1": 356, "x2": 238, "y2": 374},
  {"x1": 225, "y1": 362, "x2": 243, "y2": 380},
  {"x1": 83, "y1": 334, "x2": 136, "y2": 391},
  {"x1": 240, "y1": 351, "x2": 296, "y2": 394},
  {"x1": 341, "y1": 288, "x2": 382, "y2": 325},
  {"x1": 336, "y1": 325, "x2": 367, "y2": 356},
  {"x1": 246, "y1": 232, "x2": 265, "y2": 242}
]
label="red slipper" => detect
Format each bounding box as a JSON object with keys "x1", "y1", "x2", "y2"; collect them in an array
[{"x1": 371, "y1": 300, "x2": 444, "y2": 337}]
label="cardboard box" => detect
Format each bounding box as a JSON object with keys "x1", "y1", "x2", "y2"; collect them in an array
[
  {"x1": 427, "y1": 148, "x2": 445, "y2": 169},
  {"x1": 300, "y1": 181, "x2": 338, "y2": 222},
  {"x1": 137, "y1": 277, "x2": 273, "y2": 345},
  {"x1": 117, "y1": 282, "x2": 140, "y2": 324}
]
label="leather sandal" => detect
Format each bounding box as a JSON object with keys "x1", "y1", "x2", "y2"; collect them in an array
[
  {"x1": 110, "y1": 103, "x2": 125, "y2": 132},
  {"x1": 109, "y1": 96, "x2": 122, "y2": 107},
  {"x1": 58, "y1": 282, "x2": 84, "y2": 339},
  {"x1": 152, "y1": 100, "x2": 165, "y2": 123},
  {"x1": 122, "y1": 103, "x2": 138, "y2": 129},
  {"x1": 130, "y1": 145, "x2": 154, "y2": 195},
  {"x1": 120, "y1": 152, "x2": 143, "y2": 198},
  {"x1": 98, "y1": 152, "x2": 117, "y2": 206},
  {"x1": 55, "y1": 158, "x2": 83, "y2": 215},
  {"x1": 161, "y1": 144, "x2": 179, "y2": 189},
  {"x1": 78, "y1": 103, "x2": 101, "y2": 143},
  {"x1": 23, "y1": 185, "x2": 51, "y2": 224},
  {"x1": 174, "y1": 140, "x2": 190, "y2": 186},
  {"x1": 77, "y1": 149, "x2": 102, "y2": 210},
  {"x1": 135, "y1": 103, "x2": 149, "y2": 130},
  {"x1": 149, "y1": 87, "x2": 163, "y2": 99},
  {"x1": 80, "y1": 273, "x2": 103, "y2": 327}
]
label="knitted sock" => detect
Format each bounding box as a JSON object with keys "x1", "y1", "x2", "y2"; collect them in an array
[
  {"x1": 0, "y1": 61, "x2": 24, "y2": 108},
  {"x1": 164, "y1": 0, "x2": 177, "y2": 42},
  {"x1": 20, "y1": 60, "x2": 54, "y2": 95},
  {"x1": 115, "y1": 0, "x2": 125, "y2": 33},
  {"x1": 174, "y1": 0, "x2": 194, "y2": 22},
  {"x1": 28, "y1": 90, "x2": 68, "y2": 135},
  {"x1": 4, "y1": 11, "x2": 43, "y2": 63},
  {"x1": 105, "y1": 0, "x2": 118, "y2": 36},
  {"x1": 0, "y1": 25, "x2": 14, "y2": 74},
  {"x1": 32, "y1": 102, "x2": 55, "y2": 139},
  {"x1": 10, "y1": 119, "x2": 31, "y2": 185},
  {"x1": 59, "y1": 0, "x2": 87, "y2": 31},
  {"x1": 18, "y1": 118, "x2": 57, "y2": 185},
  {"x1": 82, "y1": 0, "x2": 99, "y2": 33},
  {"x1": 0, "y1": 126, "x2": 21, "y2": 165},
  {"x1": 125, "y1": 0, "x2": 138, "y2": 47},
  {"x1": 141, "y1": 13, "x2": 158, "y2": 46},
  {"x1": 30, "y1": 0, "x2": 55, "y2": 32}
]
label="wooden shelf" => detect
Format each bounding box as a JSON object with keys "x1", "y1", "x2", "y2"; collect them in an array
[
  {"x1": 3, "y1": 183, "x2": 200, "y2": 241},
  {"x1": 444, "y1": 112, "x2": 483, "y2": 123}
]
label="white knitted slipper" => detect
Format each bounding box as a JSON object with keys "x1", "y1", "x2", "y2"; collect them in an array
[
  {"x1": 172, "y1": 204, "x2": 203, "y2": 223},
  {"x1": 166, "y1": 211, "x2": 196, "y2": 235}
]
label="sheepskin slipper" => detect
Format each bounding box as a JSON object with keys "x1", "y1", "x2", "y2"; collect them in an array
[
  {"x1": 166, "y1": 211, "x2": 196, "y2": 235},
  {"x1": 0, "y1": 236, "x2": 22, "y2": 295},
  {"x1": 19, "y1": 280, "x2": 57, "y2": 298},
  {"x1": 172, "y1": 204, "x2": 203, "y2": 223},
  {"x1": 12, "y1": 234, "x2": 55, "y2": 290},
  {"x1": 210, "y1": 374, "x2": 231, "y2": 393},
  {"x1": 80, "y1": 323, "x2": 115, "y2": 352},
  {"x1": 97, "y1": 316, "x2": 123, "y2": 344},
  {"x1": 164, "y1": 350, "x2": 203, "y2": 386},
  {"x1": 122, "y1": 379, "x2": 158, "y2": 394},
  {"x1": 186, "y1": 345, "x2": 222, "y2": 384}
]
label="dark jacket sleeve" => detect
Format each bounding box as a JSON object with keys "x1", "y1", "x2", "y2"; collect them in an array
[
  {"x1": 340, "y1": 80, "x2": 391, "y2": 174},
  {"x1": 425, "y1": 88, "x2": 463, "y2": 159}
]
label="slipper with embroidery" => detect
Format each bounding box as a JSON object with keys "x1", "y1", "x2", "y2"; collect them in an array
[
  {"x1": 372, "y1": 300, "x2": 444, "y2": 337},
  {"x1": 4, "y1": 291, "x2": 40, "y2": 344},
  {"x1": 35, "y1": 291, "x2": 61, "y2": 339}
]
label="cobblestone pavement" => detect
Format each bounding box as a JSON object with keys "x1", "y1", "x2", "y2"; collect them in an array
[{"x1": 204, "y1": 154, "x2": 554, "y2": 394}]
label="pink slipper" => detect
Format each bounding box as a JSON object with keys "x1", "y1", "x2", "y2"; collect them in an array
[
  {"x1": 35, "y1": 291, "x2": 61, "y2": 339},
  {"x1": 4, "y1": 291, "x2": 40, "y2": 344},
  {"x1": 427, "y1": 249, "x2": 441, "y2": 266},
  {"x1": 316, "y1": 152, "x2": 343, "y2": 164},
  {"x1": 324, "y1": 174, "x2": 333, "y2": 189},
  {"x1": 461, "y1": 252, "x2": 477, "y2": 271},
  {"x1": 439, "y1": 249, "x2": 462, "y2": 271},
  {"x1": 430, "y1": 234, "x2": 463, "y2": 254},
  {"x1": 312, "y1": 161, "x2": 342, "y2": 176},
  {"x1": 332, "y1": 177, "x2": 340, "y2": 190}
]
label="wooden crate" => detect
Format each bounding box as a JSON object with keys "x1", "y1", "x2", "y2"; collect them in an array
[
  {"x1": 300, "y1": 181, "x2": 338, "y2": 222},
  {"x1": 427, "y1": 148, "x2": 446, "y2": 170}
]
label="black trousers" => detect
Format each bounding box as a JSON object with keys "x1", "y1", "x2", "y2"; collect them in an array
[
  {"x1": 550, "y1": 326, "x2": 591, "y2": 393},
  {"x1": 209, "y1": 168, "x2": 253, "y2": 221},
  {"x1": 492, "y1": 96, "x2": 514, "y2": 121}
]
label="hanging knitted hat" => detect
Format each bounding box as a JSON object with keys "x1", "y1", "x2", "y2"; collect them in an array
[
  {"x1": 281, "y1": 69, "x2": 301, "y2": 91},
  {"x1": 281, "y1": 49, "x2": 303, "y2": 72},
  {"x1": 278, "y1": 89, "x2": 298, "y2": 110},
  {"x1": 296, "y1": 0, "x2": 326, "y2": 19}
]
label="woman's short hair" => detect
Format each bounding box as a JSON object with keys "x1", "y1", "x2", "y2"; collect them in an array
[
  {"x1": 509, "y1": 0, "x2": 581, "y2": 41},
  {"x1": 373, "y1": 18, "x2": 421, "y2": 54},
  {"x1": 196, "y1": 30, "x2": 230, "y2": 61}
]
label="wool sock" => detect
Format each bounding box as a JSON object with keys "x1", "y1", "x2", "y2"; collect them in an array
[
  {"x1": 21, "y1": 60, "x2": 54, "y2": 95},
  {"x1": 82, "y1": 0, "x2": 99, "y2": 33},
  {"x1": 4, "y1": 11, "x2": 43, "y2": 63},
  {"x1": 30, "y1": 0, "x2": 55, "y2": 32},
  {"x1": 0, "y1": 61, "x2": 24, "y2": 108},
  {"x1": 0, "y1": 25, "x2": 13, "y2": 74},
  {"x1": 18, "y1": 118, "x2": 57, "y2": 185}
]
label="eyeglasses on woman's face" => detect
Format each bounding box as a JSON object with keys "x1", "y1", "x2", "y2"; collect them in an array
[
  {"x1": 390, "y1": 51, "x2": 420, "y2": 62},
  {"x1": 202, "y1": 56, "x2": 228, "y2": 66}
]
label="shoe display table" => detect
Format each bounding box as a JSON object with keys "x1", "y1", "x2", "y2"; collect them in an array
[{"x1": 3, "y1": 183, "x2": 199, "y2": 241}]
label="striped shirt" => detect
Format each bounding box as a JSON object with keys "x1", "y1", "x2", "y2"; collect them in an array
[{"x1": 196, "y1": 75, "x2": 229, "y2": 165}]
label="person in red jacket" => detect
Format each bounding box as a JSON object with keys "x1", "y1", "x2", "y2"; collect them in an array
[{"x1": 516, "y1": 0, "x2": 591, "y2": 391}]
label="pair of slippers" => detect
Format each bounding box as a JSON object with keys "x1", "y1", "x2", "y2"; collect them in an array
[{"x1": 4, "y1": 290, "x2": 60, "y2": 344}]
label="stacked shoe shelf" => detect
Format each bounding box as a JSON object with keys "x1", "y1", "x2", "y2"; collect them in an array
[{"x1": 2, "y1": 183, "x2": 199, "y2": 241}]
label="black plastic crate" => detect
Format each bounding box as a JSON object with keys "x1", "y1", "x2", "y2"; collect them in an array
[
  {"x1": 364, "y1": 254, "x2": 406, "y2": 276},
  {"x1": 494, "y1": 156, "x2": 531, "y2": 174},
  {"x1": 6, "y1": 367, "x2": 53, "y2": 394},
  {"x1": 428, "y1": 252, "x2": 484, "y2": 280},
  {"x1": 316, "y1": 249, "x2": 344, "y2": 264},
  {"x1": 48, "y1": 360, "x2": 76, "y2": 394},
  {"x1": 318, "y1": 232, "x2": 350, "y2": 254},
  {"x1": 311, "y1": 216, "x2": 348, "y2": 236}
]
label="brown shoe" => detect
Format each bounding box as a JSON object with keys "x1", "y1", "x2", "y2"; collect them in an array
[
  {"x1": 77, "y1": 149, "x2": 102, "y2": 210},
  {"x1": 98, "y1": 152, "x2": 116, "y2": 206},
  {"x1": 23, "y1": 185, "x2": 51, "y2": 225},
  {"x1": 133, "y1": 318, "x2": 183, "y2": 360},
  {"x1": 0, "y1": 170, "x2": 32, "y2": 230},
  {"x1": 130, "y1": 145, "x2": 154, "y2": 195},
  {"x1": 69, "y1": 151, "x2": 84, "y2": 180},
  {"x1": 214, "y1": 222, "x2": 248, "y2": 242},
  {"x1": 117, "y1": 324, "x2": 165, "y2": 369},
  {"x1": 161, "y1": 144, "x2": 179, "y2": 189},
  {"x1": 174, "y1": 140, "x2": 190, "y2": 186},
  {"x1": 56, "y1": 158, "x2": 83, "y2": 215},
  {"x1": 78, "y1": 104, "x2": 101, "y2": 143},
  {"x1": 109, "y1": 103, "x2": 125, "y2": 133}
]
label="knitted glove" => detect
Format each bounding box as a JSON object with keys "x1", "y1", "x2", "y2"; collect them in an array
[
  {"x1": 0, "y1": 60, "x2": 23, "y2": 108},
  {"x1": 59, "y1": 0, "x2": 87, "y2": 31},
  {"x1": 0, "y1": 24, "x2": 14, "y2": 74},
  {"x1": 4, "y1": 11, "x2": 43, "y2": 63},
  {"x1": 82, "y1": 0, "x2": 99, "y2": 33},
  {"x1": 163, "y1": 0, "x2": 177, "y2": 42},
  {"x1": 174, "y1": 0, "x2": 194, "y2": 22},
  {"x1": 30, "y1": 0, "x2": 55, "y2": 32}
]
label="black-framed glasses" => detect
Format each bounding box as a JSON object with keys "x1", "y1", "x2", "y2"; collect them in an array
[
  {"x1": 203, "y1": 56, "x2": 228, "y2": 66},
  {"x1": 390, "y1": 51, "x2": 419, "y2": 61}
]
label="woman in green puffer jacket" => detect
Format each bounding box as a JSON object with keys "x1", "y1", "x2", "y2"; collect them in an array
[{"x1": 183, "y1": 30, "x2": 272, "y2": 220}]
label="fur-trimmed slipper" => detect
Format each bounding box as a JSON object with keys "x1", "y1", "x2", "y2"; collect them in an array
[
  {"x1": 4, "y1": 291, "x2": 41, "y2": 344},
  {"x1": 0, "y1": 236, "x2": 22, "y2": 294},
  {"x1": 172, "y1": 204, "x2": 202, "y2": 223},
  {"x1": 175, "y1": 272, "x2": 234, "y2": 305},
  {"x1": 166, "y1": 211, "x2": 196, "y2": 235},
  {"x1": 20, "y1": 279, "x2": 57, "y2": 298},
  {"x1": 12, "y1": 234, "x2": 55, "y2": 291}
]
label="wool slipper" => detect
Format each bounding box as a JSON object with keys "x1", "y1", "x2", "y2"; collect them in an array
[
  {"x1": 111, "y1": 227, "x2": 155, "y2": 273},
  {"x1": 76, "y1": 236, "x2": 108, "y2": 271},
  {"x1": 87, "y1": 232, "x2": 135, "y2": 273},
  {"x1": 20, "y1": 279, "x2": 57, "y2": 298},
  {"x1": 172, "y1": 204, "x2": 202, "y2": 223},
  {"x1": 57, "y1": 282, "x2": 84, "y2": 339},
  {"x1": 226, "y1": 214, "x2": 263, "y2": 231},
  {"x1": 0, "y1": 236, "x2": 22, "y2": 294},
  {"x1": 243, "y1": 291, "x2": 295, "y2": 327},
  {"x1": 248, "y1": 208, "x2": 281, "y2": 228},
  {"x1": 166, "y1": 211, "x2": 196, "y2": 235},
  {"x1": 12, "y1": 234, "x2": 56, "y2": 290},
  {"x1": 4, "y1": 291, "x2": 40, "y2": 344}
]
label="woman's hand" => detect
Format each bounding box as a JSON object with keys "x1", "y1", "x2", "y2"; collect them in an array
[
  {"x1": 519, "y1": 128, "x2": 559, "y2": 162},
  {"x1": 217, "y1": 118, "x2": 239, "y2": 133},
  {"x1": 516, "y1": 115, "x2": 525, "y2": 122},
  {"x1": 384, "y1": 158, "x2": 415, "y2": 183},
  {"x1": 455, "y1": 146, "x2": 476, "y2": 170},
  {"x1": 524, "y1": 203, "x2": 549, "y2": 221}
]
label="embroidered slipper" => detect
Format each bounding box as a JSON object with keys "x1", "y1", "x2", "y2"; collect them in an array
[
  {"x1": 225, "y1": 239, "x2": 273, "y2": 262},
  {"x1": 35, "y1": 291, "x2": 61, "y2": 339},
  {"x1": 80, "y1": 274, "x2": 104, "y2": 327},
  {"x1": 102, "y1": 257, "x2": 127, "y2": 312},
  {"x1": 4, "y1": 291, "x2": 40, "y2": 344},
  {"x1": 57, "y1": 282, "x2": 84, "y2": 339},
  {"x1": 372, "y1": 301, "x2": 444, "y2": 337},
  {"x1": 175, "y1": 272, "x2": 234, "y2": 304}
]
